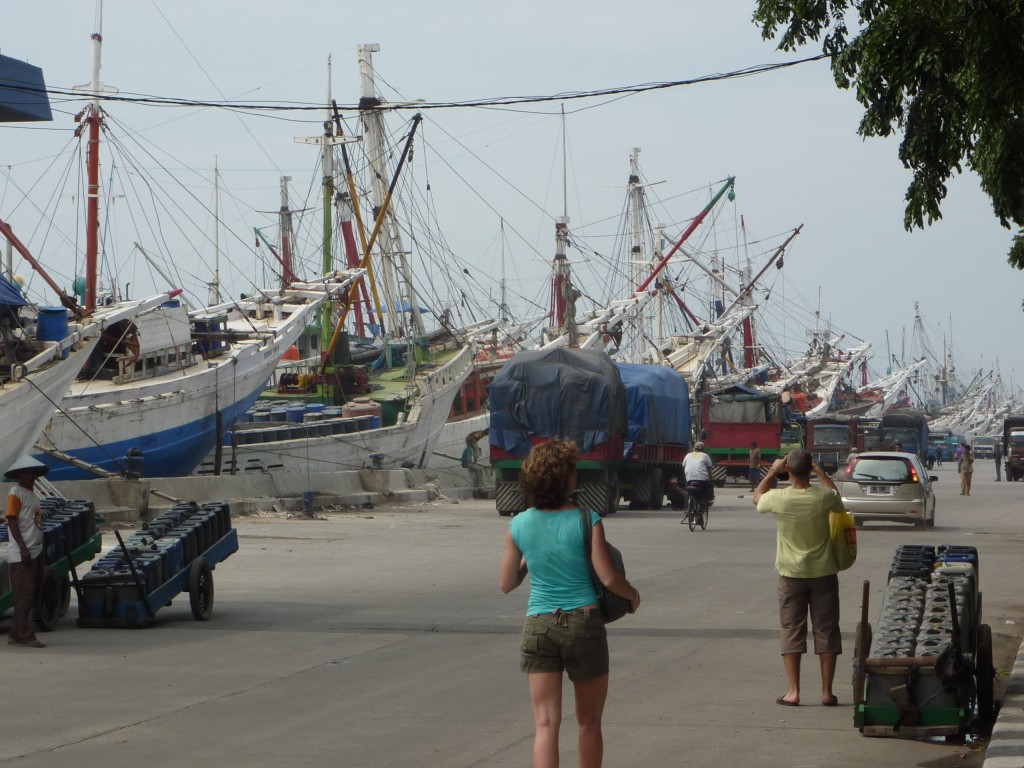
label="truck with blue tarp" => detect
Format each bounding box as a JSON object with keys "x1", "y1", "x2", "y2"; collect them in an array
[{"x1": 489, "y1": 348, "x2": 689, "y2": 516}]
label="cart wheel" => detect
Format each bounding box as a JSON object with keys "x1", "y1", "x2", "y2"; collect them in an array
[
  {"x1": 34, "y1": 568, "x2": 60, "y2": 632},
  {"x1": 57, "y1": 574, "x2": 71, "y2": 618},
  {"x1": 188, "y1": 559, "x2": 214, "y2": 621},
  {"x1": 853, "y1": 621, "x2": 872, "y2": 705},
  {"x1": 976, "y1": 623, "x2": 995, "y2": 727}
]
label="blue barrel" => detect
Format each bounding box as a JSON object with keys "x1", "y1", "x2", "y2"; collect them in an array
[
  {"x1": 253, "y1": 410, "x2": 271, "y2": 423},
  {"x1": 37, "y1": 307, "x2": 69, "y2": 358},
  {"x1": 306, "y1": 403, "x2": 326, "y2": 415},
  {"x1": 286, "y1": 405, "x2": 306, "y2": 424},
  {"x1": 269, "y1": 408, "x2": 287, "y2": 422}
]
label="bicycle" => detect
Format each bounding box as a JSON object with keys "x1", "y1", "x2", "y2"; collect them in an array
[{"x1": 684, "y1": 482, "x2": 710, "y2": 531}]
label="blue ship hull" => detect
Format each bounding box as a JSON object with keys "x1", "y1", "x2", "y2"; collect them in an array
[{"x1": 37, "y1": 386, "x2": 266, "y2": 481}]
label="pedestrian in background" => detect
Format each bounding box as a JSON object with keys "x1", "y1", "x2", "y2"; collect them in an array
[
  {"x1": 960, "y1": 445, "x2": 974, "y2": 496},
  {"x1": 752, "y1": 448, "x2": 845, "y2": 707},
  {"x1": 994, "y1": 442, "x2": 1003, "y2": 481},
  {"x1": 462, "y1": 431, "x2": 486, "y2": 498},
  {"x1": 499, "y1": 439, "x2": 640, "y2": 768},
  {"x1": 5, "y1": 455, "x2": 49, "y2": 649},
  {"x1": 749, "y1": 441, "x2": 761, "y2": 491}
]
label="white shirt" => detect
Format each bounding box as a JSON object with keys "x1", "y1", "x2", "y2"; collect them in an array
[
  {"x1": 683, "y1": 452, "x2": 713, "y2": 482},
  {"x1": 6, "y1": 484, "x2": 43, "y2": 560}
]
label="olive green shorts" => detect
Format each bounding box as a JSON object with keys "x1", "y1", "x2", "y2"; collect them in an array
[{"x1": 520, "y1": 608, "x2": 609, "y2": 682}]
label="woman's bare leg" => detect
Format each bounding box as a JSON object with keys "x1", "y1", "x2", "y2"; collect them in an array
[
  {"x1": 573, "y1": 674, "x2": 608, "y2": 768},
  {"x1": 529, "y1": 672, "x2": 564, "y2": 768}
]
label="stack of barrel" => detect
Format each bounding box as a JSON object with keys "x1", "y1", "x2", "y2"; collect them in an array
[
  {"x1": 80, "y1": 501, "x2": 231, "y2": 604},
  {"x1": 0, "y1": 497, "x2": 98, "y2": 566},
  {"x1": 870, "y1": 544, "x2": 978, "y2": 659}
]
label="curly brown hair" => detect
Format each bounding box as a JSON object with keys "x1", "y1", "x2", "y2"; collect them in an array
[{"x1": 520, "y1": 439, "x2": 579, "y2": 509}]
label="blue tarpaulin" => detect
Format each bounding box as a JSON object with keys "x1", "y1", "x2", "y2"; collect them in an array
[
  {"x1": 489, "y1": 348, "x2": 626, "y2": 457},
  {"x1": 0, "y1": 54, "x2": 52, "y2": 123},
  {"x1": 0, "y1": 274, "x2": 28, "y2": 309},
  {"x1": 617, "y1": 363, "x2": 690, "y2": 446}
]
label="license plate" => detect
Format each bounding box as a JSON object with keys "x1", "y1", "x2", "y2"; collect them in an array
[{"x1": 868, "y1": 485, "x2": 892, "y2": 495}]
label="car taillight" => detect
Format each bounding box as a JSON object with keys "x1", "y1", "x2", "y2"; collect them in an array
[
  {"x1": 909, "y1": 465, "x2": 919, "y2": 483},
  {"x1": 844, "y1": 462, "x2": 854, "y2": 481}
]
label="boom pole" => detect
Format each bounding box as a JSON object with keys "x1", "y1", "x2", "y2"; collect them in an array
[
  {"x1": 319, "y1": 113, "x2": 422, "y2": 372},
  {"x1": 634, "y1": 176, "x2": 735, "y2": 296}
]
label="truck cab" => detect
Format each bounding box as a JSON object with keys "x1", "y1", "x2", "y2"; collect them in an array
[
  {"x1": 781, "y1": 423, "x2": 804, "y2": 454},
  {"x1": 700, "y1": 386, "x2": 782, "y2": 487},
  {"x1": 808, "y1": 422, "x2": 854, "y2": 475},
  {"x1": 1003, "y1": 417, "x2": 1024, "y2": 481},
  {"x1": 972, "y1": 436, "x2": 997, "y2": 460},
  {"x1": 927, "y1": 431, "x2": 949, "y2": 467},
  {"x1": 880, "y1": 409, "x2": 929, "y2": 459}
]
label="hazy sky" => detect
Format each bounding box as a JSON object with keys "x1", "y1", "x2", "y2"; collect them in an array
[{"x1": 2, "y1": 1, "x2": 1021, "y2": 397}]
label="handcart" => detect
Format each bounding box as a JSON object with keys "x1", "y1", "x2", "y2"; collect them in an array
[
  {"x1": 853, "y1": 544, "x2": 996, "y2": 739},
  {"x1": 77, "y1": 501, "x2": 238, "y2": 629},
  {"x1": 0, "y1": 498, "x2": 103, "y2": 631}
]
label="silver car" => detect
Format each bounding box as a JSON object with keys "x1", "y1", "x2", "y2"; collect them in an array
[{"x1": 836, "y1": 451, "x2": 937, "y2": 528}]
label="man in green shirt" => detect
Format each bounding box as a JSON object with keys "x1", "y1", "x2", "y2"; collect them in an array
[{"x1": 753, "y1": 448, "x2": 845, "y2": 707}]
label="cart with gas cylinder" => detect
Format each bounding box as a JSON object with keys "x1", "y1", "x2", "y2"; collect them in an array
[
  {"x1": 76, "y1": 501, "x2": 238, "y2": 629},
  {"x1": 853, "y1": 544, "x2": 995, "y2": 738}
]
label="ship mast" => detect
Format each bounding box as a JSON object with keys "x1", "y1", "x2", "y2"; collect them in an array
[
  {"x1": 207, "y1": 157, "x2": 222, "y2": 306},
  {"x1": 624, "y1": 148, "x2": 646, "y2": 361},
  {"x1": 278, "y1": 175, "x2": 295, "y2": 287},
  {"x1": 740, "y1": 214, "x2": 757, "y2": 369},
  {"x1": 295, "y1": 57, "x2": 359, "y2": 347},
  {"x1": 71, "y1": 2, "x2": 117, "y2": 311},
  {"x1": 652, "y1": 223, "x2": 666, "y2": 348},
  {"x1": 548, "y1": 106, "x2": 575, "y2": 345},
  {"x1": 358, "y1": 44, "x2": 424, "y2": 339}
]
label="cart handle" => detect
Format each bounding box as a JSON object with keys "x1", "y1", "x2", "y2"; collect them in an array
[{"x1": 115, "y1": 530, "x2": 155, "y2": 620}]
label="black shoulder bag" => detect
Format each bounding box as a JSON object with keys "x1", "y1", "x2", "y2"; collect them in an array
[{"x1": 580, "y1": 509, "x2": 630, "y2": 623}]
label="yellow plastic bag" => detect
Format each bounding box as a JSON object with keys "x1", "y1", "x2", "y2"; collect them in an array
[{"x1": 829, "y1": 510, "x2": 857, "y2": 571}]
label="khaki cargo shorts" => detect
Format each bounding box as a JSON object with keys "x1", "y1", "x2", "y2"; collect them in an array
[{"x1": 520, "y1": 608, "x2": 609, "y2": 681}]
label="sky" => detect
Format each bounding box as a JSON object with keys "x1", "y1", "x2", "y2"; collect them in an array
[{"x1": 1, "y1": 1, "x2": 1021, "y2": 399}]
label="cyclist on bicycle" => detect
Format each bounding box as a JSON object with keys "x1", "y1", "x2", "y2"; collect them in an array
[{"x1": 682, "y1": 441, "x2": 715, "y2": 508}]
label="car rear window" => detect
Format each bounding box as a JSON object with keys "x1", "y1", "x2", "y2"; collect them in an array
[{"x1": 849, "y1": 457, "x2": 912, "y2": 482}]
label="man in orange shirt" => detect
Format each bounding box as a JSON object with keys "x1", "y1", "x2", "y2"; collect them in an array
[{"x1": 5, "y1": 456, "x2": 49, "y2": 648}]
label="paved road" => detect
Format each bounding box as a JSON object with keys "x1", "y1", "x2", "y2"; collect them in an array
[{"x1": 3, "y1": 461, "x2": 1021, "y2": 767}]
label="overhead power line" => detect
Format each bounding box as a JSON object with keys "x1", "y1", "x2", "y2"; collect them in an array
[{"x1": 0, "y1": 54, "x2": 828, "y2": 115}]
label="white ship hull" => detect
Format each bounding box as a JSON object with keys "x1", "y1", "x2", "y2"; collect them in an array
[
  {"x1": 220, "y1": 345, "x2": 475, "y2": 474},
  {"x1": 1, "y1": 339, "x2": 99, "y2": 474},
  {"x1": 37, "y1": 277, "x2": 360, "y2": 480}
]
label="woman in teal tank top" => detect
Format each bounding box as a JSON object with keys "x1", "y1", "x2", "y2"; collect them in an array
[{"x1": 499, "y1": 439, "x2": 640, "y2": 768}]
